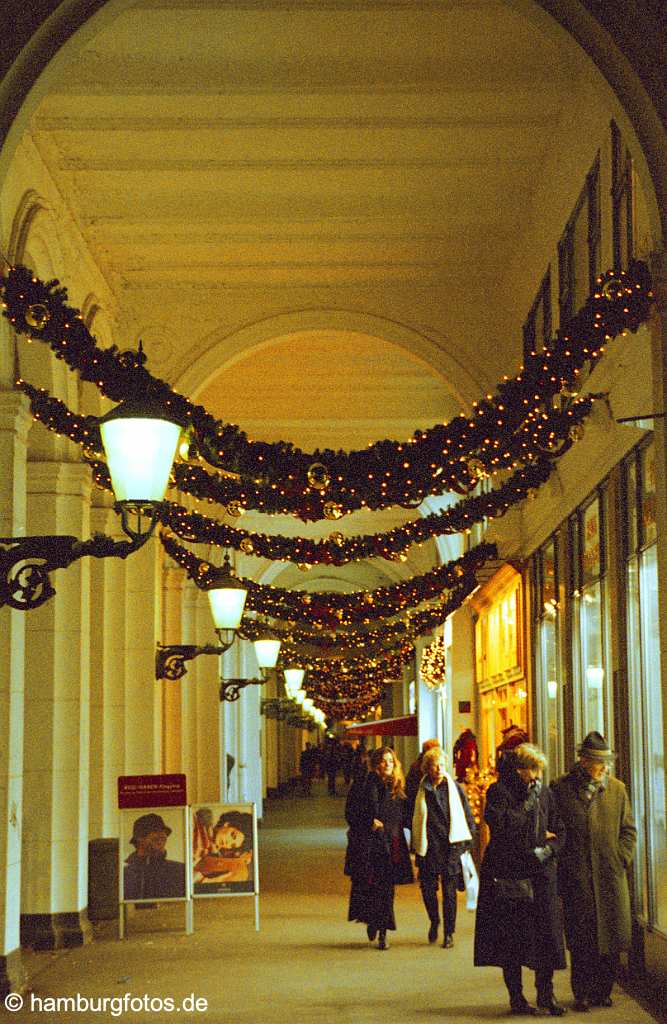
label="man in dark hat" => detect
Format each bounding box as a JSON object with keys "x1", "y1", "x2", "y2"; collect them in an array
[
  {"x1": 123, "y1": 812, "x2": 186, "y2": 901},
  {"x1": 550, "y1": 732, "x2": 636, "y2": 1012}
]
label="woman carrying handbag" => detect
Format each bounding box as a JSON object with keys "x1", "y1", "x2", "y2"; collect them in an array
[{"x1": 473, "y1": 743, "x2": 567, "y2": 1017}]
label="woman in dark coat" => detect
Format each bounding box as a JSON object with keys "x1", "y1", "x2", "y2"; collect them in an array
[
  {"x1": 474, "y1": 744, "x2": 567, "y2": 1016},
  {"x1": 346, "y1": 746, "x2": 413, "y2": 949}
]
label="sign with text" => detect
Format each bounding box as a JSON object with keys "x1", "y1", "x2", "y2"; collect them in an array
[{"x1": 118, "y1": 773, "x2": 187, "y2": 809}]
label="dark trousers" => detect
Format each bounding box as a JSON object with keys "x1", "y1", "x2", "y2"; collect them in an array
[
  {"x1": 503, "y1": 965, "x2": 554, "y2": 1005},
  {"x1": 570, "y1": 949, "x2": 618, "y2": 1002},
  {"x1": 419, "y1": 867, "x2": 458, "y2": 936}
]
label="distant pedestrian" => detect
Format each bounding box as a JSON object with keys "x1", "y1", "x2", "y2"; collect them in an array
[
  {"x1": 300, "y1": 742, "x2": 316, "y2": 796},
  {"x1": 550, "y1": 732, "x2": 636, "y2": 1012}
]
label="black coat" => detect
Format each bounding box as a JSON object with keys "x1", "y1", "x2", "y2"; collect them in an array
[
  {"x1": 416, "y1": 777, "x2": 476, "y2": 883},
  {"x1": 474, "y1": 769, "x2": 566, "y2": 971},
  {"x1": 345, "y1": 771, "x2": 413, "y2": 886}
]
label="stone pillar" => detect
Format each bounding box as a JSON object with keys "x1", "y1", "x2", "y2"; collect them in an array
[
  {"x1": 123, "y1": 539, "x2": 162, "y2": 777},
  {"x1": 263, "y1": 672, "x2": 279, "y2": 798},
  {"x1": 21, "y1": 462, "x2": 92, "y2": 950},
  {"x1": 193, "y1": 587, "x2": 220, "y2": 802},
  {"x1": 221, "y1": 641, "x2": 241, "y2": 803},
  {"x1": 648, "y1": 250, "x2": 667, "y2": 781},
  {"x1": 237, "y1": 640, "x2": 263, "y2": 814},
  {"x1": 0, "y1": 390, "x2": 30, "y2": 995},
  {"x1": 88, "y1": 500, "x2": 124, "y2": 840},
  {"x1": 161, "y1": 567, "x2": 183, "y2": 775},
  {"x1": 180, "y1": 580, "x2": 199, "y2": 801}
]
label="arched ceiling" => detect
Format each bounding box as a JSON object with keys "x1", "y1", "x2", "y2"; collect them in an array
[{"x1": 14, "y1": 0, "x2": 601, "y2": 592}]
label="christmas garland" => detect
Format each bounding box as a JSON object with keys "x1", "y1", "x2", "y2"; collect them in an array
[
  {"x1": 17, "y1": 379, "x2": 586, "y2": 551},
  {"x1": 160, "y1": 531, "x2": 495, "y2": 626},
  {"x1": 2, "y1": 262, "x2": 652, "y2": 518}
]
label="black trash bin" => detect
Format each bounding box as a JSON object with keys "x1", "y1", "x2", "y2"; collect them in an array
[{"x1": 88, "y1": 838, "x2": 119, "y2": 921}]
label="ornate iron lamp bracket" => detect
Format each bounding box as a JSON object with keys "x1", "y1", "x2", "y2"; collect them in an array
[
  {"x1": 155, "y1": 641, "x2": 231, "y2": 681},
  {"x1": 220, "y1": 677, "x2": 265, "y2": 703},
  {"x1": 0, "y1": 531, "x2": 148, "y2": 611}
]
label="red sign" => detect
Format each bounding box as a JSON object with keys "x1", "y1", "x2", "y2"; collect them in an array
[{"x1": 117, "y1": 773, "x2": 187, "y2": 809}]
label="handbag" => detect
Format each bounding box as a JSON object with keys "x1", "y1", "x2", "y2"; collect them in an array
[
  {"x1": 493, "y1": 877, "x2": 534, "y2": 902},
  {"x1": 460, "y1": 850, "x2": 479, "y2": 910}
]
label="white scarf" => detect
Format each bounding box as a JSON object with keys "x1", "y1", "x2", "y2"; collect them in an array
[{"x1": 412, "y1": 771, "x2": 472, "y2": 857}]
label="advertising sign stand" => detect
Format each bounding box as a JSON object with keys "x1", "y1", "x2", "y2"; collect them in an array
[{"x1": 190, "y1": 802, "x2": 260, "y2": 931}]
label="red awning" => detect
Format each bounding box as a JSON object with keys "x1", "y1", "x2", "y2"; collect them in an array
[{"x1": 345, "y1": 715, "x2": 418, "y2": 737}]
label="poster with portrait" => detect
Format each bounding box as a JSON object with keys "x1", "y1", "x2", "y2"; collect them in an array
[
  {"x1": 191, "y1": 803, "x2": 257, "y2": 897},
  {"x1": 119, "y1": 805, "x2": 188, "y2": 903}
]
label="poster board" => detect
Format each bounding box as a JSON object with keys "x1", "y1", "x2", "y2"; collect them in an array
[
  {"x1": 119, "y1": 804, "x2": 189, "y2": 904},
  {"x1": 191, "y1": 803, "x2": 258, "y2": 898}
]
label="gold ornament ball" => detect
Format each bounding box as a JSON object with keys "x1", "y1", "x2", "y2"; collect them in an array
[
  {"x1": 467, "y1": 457, "x2": 486, "y2": 480},
  {"x1": 569, "y1": 423, "x2": 584, "y2": 442},
  {"x1": 240, "y1": 537, "x2": 255, "y2": 554},
  {"x1": 330, "y1": 531, "x2": 345, "y2": 547},
  {"x1": 323, "y1": 501, "x2": 343, "y2": 520},
  {"x1": 601, "y1": 276, "x2": 624, "y2": 301},
  {"x1": 302, "y1": 593, "x2": 312, "y2": 604},
  {"x1": 297, "y1": 563, "x2": 311, "y2": 572},
  {"x1": 526, "y1": 488, "x2": 538, "y2": 502},
  {"x1": 307, "y1": 462, "x2": 331, "y2": 491},
  {"x1": 226, "y1": 500, "x2": 245, "y2": 518},
  {"x1": 25, "y1": 303, "x2": 51, "y2": 330},
  {"x1": 454, "y1": 565, "x2": 465, "y2": 578}
]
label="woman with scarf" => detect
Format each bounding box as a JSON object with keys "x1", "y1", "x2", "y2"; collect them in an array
[
  {"x1": 346, "y1": 746, "x2": 413, "y2": 949},
  {"x1": 474, "y1": 743, "x2": 567, "y2": 1017},
  {"x1": 411, "y1": 746, "x2": 476, "y2": 948}
]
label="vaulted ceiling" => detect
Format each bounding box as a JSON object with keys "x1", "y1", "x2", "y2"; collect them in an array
[{"x1": 21, "y1": 0, "x2": 589, "y2": 589}]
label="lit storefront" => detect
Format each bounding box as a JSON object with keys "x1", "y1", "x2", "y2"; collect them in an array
[{"x1": 471, "y1": 565, "x2": 527, "y2": 768}]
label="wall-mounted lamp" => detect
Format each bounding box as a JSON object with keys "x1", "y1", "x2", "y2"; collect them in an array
[
  {"x1": 156, "y1": 551, "x2": 249, "y2": 681},
  {"x1": 1, "y1": 396, "x2": 183, "y2": 611}
]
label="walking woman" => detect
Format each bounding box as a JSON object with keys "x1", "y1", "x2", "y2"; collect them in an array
[
  {"x1": 474, "y1": 743, "x2": 567, "y2": 1016},
  {"x1": 411, "y1": 746, "x2": 476, "y2": 948},
  {"x1": 346, "y1": 746, "x2": 413, "y2": 949}
]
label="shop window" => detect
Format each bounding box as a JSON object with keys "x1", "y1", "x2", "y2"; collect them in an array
[
  {"x1": 611, "y1": 120, "x2": 635, "y2": 269},
  {"x1": 624, "y1": 442, "x2": 666, "y2": 933},
  {"x1": 558, "y1": 156, "x2": 601, "y2": 325},
  {"x1": 472, "y1": 566, "x2": 526, "y2": 768},
  {"x1": 534, "y1": 538, "x2": 564, "y2": 779},
  {"x1": 569, "y1": 489, "x2": 611, "y2": 742},
  {"x1": 523, "y1": 268, "x2": 552, "y2": 362}
]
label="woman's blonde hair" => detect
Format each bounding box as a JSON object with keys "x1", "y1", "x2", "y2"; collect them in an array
[
  {"x1": 370, "y1": 745, "x2": 406, "y2": 798},
  {"x1": 514, "y1": 742, "x2": 548, "y2": 771},
  {"x1": 421, "y1": 746, "x2": 446, "y2": 775}
]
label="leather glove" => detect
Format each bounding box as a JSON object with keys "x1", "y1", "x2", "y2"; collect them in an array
[{"x1": 523, "y1": 778, "x2": 541, "y2": 811}]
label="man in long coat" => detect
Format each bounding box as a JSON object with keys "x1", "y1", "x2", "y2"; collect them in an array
[{"x1": 550, "y1": 732, "x2": 636, "y2": 1011}]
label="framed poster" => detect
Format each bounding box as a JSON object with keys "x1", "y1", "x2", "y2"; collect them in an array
[
  {"x1": 119, "y1": 805, "x2": 188, "y2": 903},
  {"x1": 191, "y1": 803, "x2": 257, "y2": 897}
]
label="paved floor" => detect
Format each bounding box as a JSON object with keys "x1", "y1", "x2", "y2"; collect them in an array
[{"x1": 2, "y1": 782, "x2": 661, "y2": 1024}]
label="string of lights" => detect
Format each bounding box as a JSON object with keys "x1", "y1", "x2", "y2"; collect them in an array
[
  {"x1": 2, "y1": 262, "x2": 652, "y2": 519},
  {"x1": 160, "y1": 531, "x2": 495, "y2": 626}
]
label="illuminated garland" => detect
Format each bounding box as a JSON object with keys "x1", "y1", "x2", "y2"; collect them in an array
[
  {"x1": 420, "y1": 636, "x2": 446, "y2": 690},
  {"x1": 160, "y1": 532, "x2": 496, "y2": 626},
  {"x1": 2, "y1": 262, "x2": 652, "y2": 518},
  {"x1": 17, "y1": 381, "x2": 569, "y2": 564}
]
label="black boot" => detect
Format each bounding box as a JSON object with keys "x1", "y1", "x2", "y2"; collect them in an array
[
  {"x1": 378, "y1": 930, "x2": 388, "y2": 950},
  {"x1": 509, "y1": 997, "x2": 536, "y2": 1016}
]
